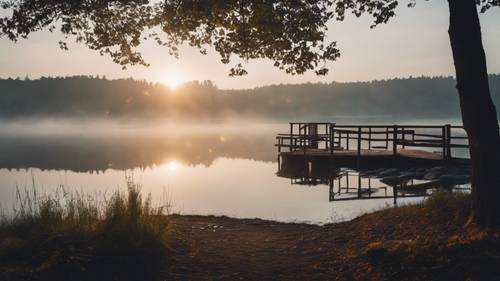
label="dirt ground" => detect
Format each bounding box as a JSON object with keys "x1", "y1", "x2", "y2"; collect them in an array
[{"x1": 165, "y1": 204, "x2": 500, "y2": 281}]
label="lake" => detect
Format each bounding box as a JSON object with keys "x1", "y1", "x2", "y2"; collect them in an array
[{"x1": 0, "y1": 119, "x2": 470, "y2": 224}]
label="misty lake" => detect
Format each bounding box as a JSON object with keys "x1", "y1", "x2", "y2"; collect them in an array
[{"x1": 0, "y1": 118, "x2": 470, "y2": 224}]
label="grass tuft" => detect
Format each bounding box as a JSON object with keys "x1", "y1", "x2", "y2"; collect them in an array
[
  {"x1": 422, "y1": 190, "x2": 471, "y2": 226},
  {"x1": 0, "y1": 177, "x2": 172, "y2": 281}
]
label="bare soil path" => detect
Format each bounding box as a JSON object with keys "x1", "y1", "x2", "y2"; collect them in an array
[{"x1": 166, "y1": 204, "x2": 500, "y2": 281}]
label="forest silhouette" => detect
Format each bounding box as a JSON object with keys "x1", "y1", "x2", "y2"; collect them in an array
[{"x1": 1, "y1": 75, "x2": 499, "y2": 120}]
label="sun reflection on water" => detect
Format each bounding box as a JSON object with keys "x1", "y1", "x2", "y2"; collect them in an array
[
  {"x1": 168, "y1": 161, "x2": 178, "y2": 172},
  {"x1": 160, "y1": 160, "x2": 178, "y2": 172}
]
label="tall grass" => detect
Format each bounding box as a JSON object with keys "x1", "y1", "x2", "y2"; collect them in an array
[{"x1": 0, "y1": 177, "x2": 172, "y2": 281}]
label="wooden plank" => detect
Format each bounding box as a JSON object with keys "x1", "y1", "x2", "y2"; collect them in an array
[
  {"x1": 414, "y1": 133, "x2": 444, "y2": 138},
  {"x1": 281, "y1": 148, "x2": 443, "y2": 159},
  {"x1": 331, "y1": 194, "x2": 426, "y2": 201}
]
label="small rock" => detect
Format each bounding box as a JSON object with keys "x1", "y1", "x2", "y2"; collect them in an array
[
  {"x1": 378, "y1": 168, "x2": 400, "y2": 178},
  {"x1": 398, "y1": 172, "x2": 415, "y2": 180},
  {"x1": 414, "y1": 172, "x2": 426, "y2": 179},
  {"x1": 381, "y1": 176, "x2": 403, "y2": 186},
  {"x1": 438, "y1": 174, "x2": 470, "y2": 186},
  {"x1": 424, "y1": 172, "x2": 441, "y2": 180},
  {"x1": 428, "y1": 166, "x2": 446, "y2": 173}
]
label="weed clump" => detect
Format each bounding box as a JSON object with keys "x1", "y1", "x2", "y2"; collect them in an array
[{"x1": 0, "y1": 178, "x2": 171, "y2": 281}]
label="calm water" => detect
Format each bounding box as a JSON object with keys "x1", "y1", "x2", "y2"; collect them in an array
[{"x1": 0, "y1": 119, "x2": 469, "y2": 224}]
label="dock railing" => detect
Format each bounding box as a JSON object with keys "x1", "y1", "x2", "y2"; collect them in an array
[{"x1": 276, "y1": 123, "x2": 469, "y2": 160}]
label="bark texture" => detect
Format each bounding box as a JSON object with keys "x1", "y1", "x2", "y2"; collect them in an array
[{"x1": 448, "y1": 0, "x2": 500, "y2": 225}]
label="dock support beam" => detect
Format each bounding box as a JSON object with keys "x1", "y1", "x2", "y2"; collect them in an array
[
  {"x1": 357, "y1": 127, "x2": 361, "y2": 169},
  {"x1": 329, "y1": 123, "x2": 335, "y2": 155},
  {"x1": 329, "y1": 123, "x2": 336, "y2": 171},
  {"x1": 442, "y1": 126, "x2": 447, "y2": 160},
  {"x1": 446, "y1": 124, "x2": 452, "y2": 160},
  {"x1": 392, "y1": 125, "x2": 398, "y2": 156}
]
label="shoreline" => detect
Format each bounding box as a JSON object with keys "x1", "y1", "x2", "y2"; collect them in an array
[
  {"x1": 163, "y1": 193, "x2": 499, "y2": 280},
  {"x1": 2, "y1": 191, "x2": 499, "y2": 281}
]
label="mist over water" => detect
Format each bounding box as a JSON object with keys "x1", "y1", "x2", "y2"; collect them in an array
[{"x1": 0, "y1": 117, "x2": 467, "y2": 224}]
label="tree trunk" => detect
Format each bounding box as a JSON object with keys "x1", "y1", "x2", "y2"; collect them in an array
[{"x1": 448, "y1": 0, "x2": 500, "y2": 225}]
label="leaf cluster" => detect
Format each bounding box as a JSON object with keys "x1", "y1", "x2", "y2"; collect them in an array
[{"x1": 1, "y1": 0, "x2": 498, "y2": 75}]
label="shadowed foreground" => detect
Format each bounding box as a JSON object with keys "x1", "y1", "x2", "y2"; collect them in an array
[
  {"x1": 1, "y1": 191, "x2": 500, "y2": 281},
  {"x1": 0, "y1": 182, "x2": 171, "y2": 281},
  {"x1": 166, "y1": 192, "x2": 500, "y2": 281}
]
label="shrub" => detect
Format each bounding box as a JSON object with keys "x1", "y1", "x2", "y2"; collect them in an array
[{"x1": 0, "y1": 178, "x2": 171, "y2": 281}]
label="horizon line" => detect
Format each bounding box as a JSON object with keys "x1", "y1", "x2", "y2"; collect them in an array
[{"x1": 2, "y1": 73, "x2": 500, "y2": 91}]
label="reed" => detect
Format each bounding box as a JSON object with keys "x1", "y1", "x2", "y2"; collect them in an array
[{"x1": 0, "y1": 177, "x2": 172, "y2": 281}]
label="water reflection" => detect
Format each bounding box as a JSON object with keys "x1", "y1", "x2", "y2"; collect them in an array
[
  {"x1": 277, "y1": 158, "x2": 471, "y2": 204},
  {"x1": 0, "y1": 129, "x2": 277, "y2": 172},
  {"x1": 0, "y1": 122, "x2": 471, "y2": 224}
]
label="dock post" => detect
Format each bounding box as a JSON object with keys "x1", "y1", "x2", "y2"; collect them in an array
[
  {"x1": 299, "y1": 123, "x2": 302, "y2": 148},
  {"x1": 346, "y1": 171, "x2": 350, "y2": 193},
  {"x1": 337, "y1": 177, "x2": 341, "y2": 194},
  {"x1": 401, "y1": 126, "x2": 405, "y2": 149},
  {"x1": 357, "y1": 127, "x2": 361, "y2": 169},
  {"x1": 368, "y1": 127, "x2": 372, "y2": 150},
  {"x1": 308, "y1": 123, "x2": 319, "y2": 149},
  {"x1": 346, "y1": 132, "x2": 349, "y2": 150},
  {"x1": 329, "y1": 123, "x2": 336, "y2": 171},
  {"x1": 325, "y1": 123, "x2": 329, "y2": 150},
  {"x1": 385, "y1": 127, "x2": 389, "y2": 149},
  {"x1": 446, "y1": 124, "x2": 452, "y2": 160},
  {"x1": 329, "y1": 176, "x2": 334, "y2": 201},
  {"x1": 329, "y1": 123, "x2": 335, "y2": 155},
  {"x1": 392, "y1": 125, "x2": 398, "y2": 157},
  {"x1": 442, "y1": 125, "x2": 446, "y2": 160},
  {"x1": 327, "y1": 124, "x2": 333, "y2": 154},
  {"x1": 357, "y1": 172, "x2": 362, "y2": 198},
  {"x1": 303, "y1": 129, "x2": 307, "y2": 172},
  {"x1": 393, "y1": 185, "x2": 398, "y2": 205},
  {"x1": 368, "y1": 178, "x2": 372, "y2": 198}
]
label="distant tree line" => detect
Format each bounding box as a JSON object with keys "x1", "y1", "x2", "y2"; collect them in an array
[{"x1": 0, "y1": 75, "x2": 499, "y2": 121}]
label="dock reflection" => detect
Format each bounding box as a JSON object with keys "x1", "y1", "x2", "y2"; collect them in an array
[{"x1": 276, "y1": 158, "x2": 470, "y2": 204}]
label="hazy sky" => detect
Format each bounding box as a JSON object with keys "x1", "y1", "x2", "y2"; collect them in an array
[{"x1": 1, "y1": 2, "x2": 499, "y2": 89}]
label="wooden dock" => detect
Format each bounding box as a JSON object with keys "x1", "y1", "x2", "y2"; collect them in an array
[{"x1": 276, "y1": 122, "x2": 470, "y2": 171}]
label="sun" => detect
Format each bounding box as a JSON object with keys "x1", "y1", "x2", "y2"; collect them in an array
[{"x1": 165, "y1": 77, "x2": 181, "y2": 90}]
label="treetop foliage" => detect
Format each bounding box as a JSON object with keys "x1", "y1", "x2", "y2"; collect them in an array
[
  {"x1": 0, "y1": 0, "x2": 399, "y2": 76},
  {"x1": 1, "y1": 1, "x2": 498, "y2": 76}
]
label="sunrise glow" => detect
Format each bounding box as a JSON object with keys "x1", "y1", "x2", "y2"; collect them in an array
[
  {"x1": 165, "y1": 77, "x2": 181, "y2": 90},
  {"x1": 167, "y1": 160, "x2": 178, "y2": 172}
]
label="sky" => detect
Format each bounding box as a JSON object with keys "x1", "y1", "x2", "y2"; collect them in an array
[{"x1": 0, "y1": 1, "x2": 499, "y2": 89}]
